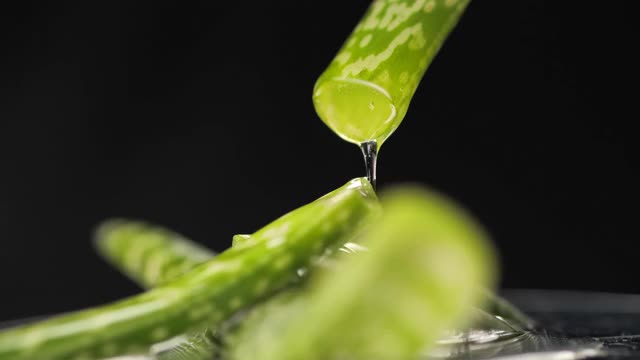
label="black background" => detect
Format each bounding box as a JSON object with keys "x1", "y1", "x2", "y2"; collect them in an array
[{"x1": 0, "y1": 1, "x2": 636, "y2": 321}]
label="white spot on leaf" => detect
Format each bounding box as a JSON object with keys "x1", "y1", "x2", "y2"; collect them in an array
[{"x1": 359, "y1": 34, "x2": 373, "y2": 48}]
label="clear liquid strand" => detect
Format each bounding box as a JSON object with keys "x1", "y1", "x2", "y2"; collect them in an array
[{"x1": 360, "y1": 140, "x2": 377, "y2": 190}]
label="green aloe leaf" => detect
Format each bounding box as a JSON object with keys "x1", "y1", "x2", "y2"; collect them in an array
[
  {"x1": 94, "y1": 220, "x2": 216, "y2": 288},
  {"x1": 314, "y1": 0, "x2": 471, "y2": 147}
]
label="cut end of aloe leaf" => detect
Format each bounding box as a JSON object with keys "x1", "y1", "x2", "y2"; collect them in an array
[
  {"x1": 313, "y1": 78, "x2": 397, "y2": 145},
  {"x1": 231, "y1": 234, "x2": 252, "y2": 247},
  {"x1": 336, "y1": 177, "x2": 378, "y2": 203}
]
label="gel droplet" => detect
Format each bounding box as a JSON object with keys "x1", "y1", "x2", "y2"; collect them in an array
[{"x1": 360, "y1": 140, "x2": 377, "y2": 190}]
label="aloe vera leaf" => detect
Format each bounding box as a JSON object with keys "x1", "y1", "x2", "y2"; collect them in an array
[
  {"x1": 314, "y1": 0, "x2": 471, "y2": 147},
  {"x1": 94, "y1": 220, "x2": 216, "y2": 288},
  {"x1": 0, "y1": 178, "x2": 379, "y2": 360},
  {"x1": 228, "y1": 185, "x2": 496, "y2": 360},
  {"x1": 93, "y1": 221, "x2": 222, "y2": 359}
]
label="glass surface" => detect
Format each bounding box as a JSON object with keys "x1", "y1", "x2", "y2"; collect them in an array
[
  {"x1": 2, "y1": 290, "x2": 639, "y2": 359},
  {"x1": 433, "y1": 290, "x2": 640, "y2": 359}
]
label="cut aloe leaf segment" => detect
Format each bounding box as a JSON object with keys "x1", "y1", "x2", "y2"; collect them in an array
[{"x1": 314, "y1": 0, "x2": 471, "y2": 147}]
